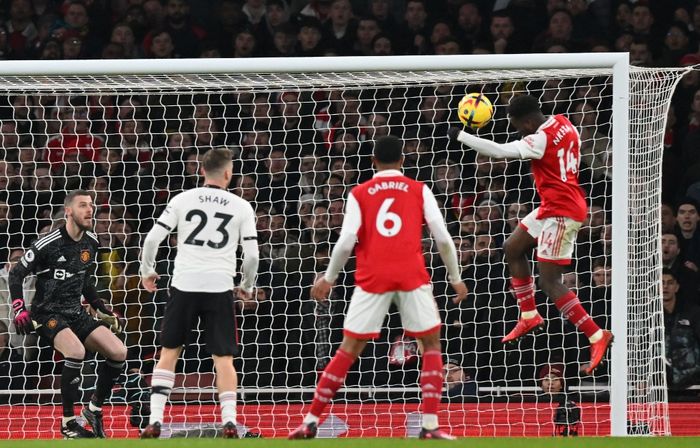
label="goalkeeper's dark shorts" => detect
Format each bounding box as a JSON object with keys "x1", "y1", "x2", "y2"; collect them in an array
[
  {"x1": 33, "y1": 310, "x2": 107, "y2": 344},
  {"x1": 160, "y1": 287, "x2": 238, "y2": 356}
]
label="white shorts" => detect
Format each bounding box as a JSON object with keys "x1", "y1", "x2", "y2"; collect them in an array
[
  {"x1": 343, "y1": 284, "x2": 441, "y2": 339},
  {"x1": 519, "y1": 207, "x2": 582, "y2": 265}
]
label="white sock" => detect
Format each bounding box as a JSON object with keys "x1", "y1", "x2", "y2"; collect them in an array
[
  {"x1": 219, "y1": 391, "x2": 237, "y2": 425},
  {"x1": 521, "y1": 310, "x2": 539, "y2": 319},
  {"x1": 422, "y1": 413, "x2": 438, "y2": 430},
  {"x1": 149, "y1": 368, "x2": 175, "y2": 425},
  {"x1": 589, "y1": 329, "x2": 603, "y2": 343},
  {"x1": 303, "y1": 414, "x2": 320, "y2": 425},
  {"x1": 62, "y1": 416, "x2": 76, "y2": 426},
  {"x1": 88, "y1": 401, "x2": 101, "y2": 412}
]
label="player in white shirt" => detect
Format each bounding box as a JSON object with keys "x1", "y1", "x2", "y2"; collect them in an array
[{"x1": 138, "y1": 148, "x2": 259, "y2": 439}]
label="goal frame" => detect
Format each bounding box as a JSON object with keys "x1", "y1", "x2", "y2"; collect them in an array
[{"x1": 0, "y1": 53, "x2": 637, "y2": 436}]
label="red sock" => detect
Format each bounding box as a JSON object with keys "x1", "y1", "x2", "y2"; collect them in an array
[
  {"x1": 511, "y1": 276, "x2": 536, "y2": 313},
  {"x1": 554, "y1": 291, "x2": 600, "y2": 338},
  {"x1": 420, "y1": 350, "x2": 443, "y2": 416},
  {"x1": 308, "y1": 349, "x2": 355, "y2": 417}
]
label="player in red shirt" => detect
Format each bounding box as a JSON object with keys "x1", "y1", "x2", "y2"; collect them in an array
[
  {"x1": 449, "y1": 95, "x2": 613, "y2": 375},
  {"x1": 288, "y1": 135, "x2": 468, "y2": 440}
]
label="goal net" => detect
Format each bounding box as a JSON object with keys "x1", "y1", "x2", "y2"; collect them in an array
[{"x1": 0, "y1": 56, "x2": 688, "y2": 438}]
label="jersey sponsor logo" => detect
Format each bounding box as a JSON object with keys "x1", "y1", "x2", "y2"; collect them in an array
[
  {"x1": 80, "y1": 250, "x2": 90, "y2": 263},
  {"x1": 57, "y1": 256, "x2": 66, "y2": 262},
  {"x1": 47, "y1": 318, "x2": 57, "y2": 329},
  {"x1": 367, "y1": 181, "x2": 409, "y2": 195},
  {"x1": 23, "y1": 250, "x2": 35, "y2": 263},
  {"x1": 53, "y1": 269, "x2": 76, "y2": 280}
]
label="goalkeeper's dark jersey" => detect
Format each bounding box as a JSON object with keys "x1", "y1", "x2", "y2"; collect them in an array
[{"x1": 9, "y1": 226, "x2": 100, "y2": 316}]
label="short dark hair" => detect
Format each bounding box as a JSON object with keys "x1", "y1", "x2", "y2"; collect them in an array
[
  {"x1": 662, "y1": 267, "x2": 677, "y2": 280},
  {"x1": 373, "y1": 135, "x2": 403, "y2": 164},
  {"x1": 677, "y1": 197, "x2": 700, "y2": 213},
  {"x1": 64, "y1": 189, "x2": 93, "y2": 207},
  {"x1": 507, "y1": 95, "x2": 542, "y2": 119},
  {"x1": 201, "y1": 148, "x2": 233, "y2": 174}
]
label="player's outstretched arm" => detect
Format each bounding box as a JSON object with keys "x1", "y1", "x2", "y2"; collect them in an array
[
  {"x1": 448, "y1": 127, "x2": 545, "y2": 160},
  {"x1": 422, "y1": 185, "x2": 468, "y2": 304},
  {"x1": 313, "y1": 193, "x2": 362, "y2": 301}
]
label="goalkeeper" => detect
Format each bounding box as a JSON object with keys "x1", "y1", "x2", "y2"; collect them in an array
[{"x1": 8, "y1": 190, "x2": 127, "y2": 439}]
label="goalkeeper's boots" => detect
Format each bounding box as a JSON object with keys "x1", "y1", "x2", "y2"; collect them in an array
[
  {"x1": 585, "y1": 330, "x2": 614, "y2": 375},
  {"x1": 287, "y1": 421, "x2": 318, "y2": 439},
  {"x1": 61, "y1": 418, "x2": 96, "y2": 439},
  {"x1": 140, "y1": 422, "x2": 161, "y2": 439},
  {"x1": 222, "y1": 421, "x2": 239, "y2": 439},
  {"x1": 82, "y1": 406, "x2": 106, "y2": 438},
  {"x1": 418, "y1": 428, "x2": 456, "y2": 440},
  {"x1": 501, "y1": 314, "x2": 545, "y2": 344}
]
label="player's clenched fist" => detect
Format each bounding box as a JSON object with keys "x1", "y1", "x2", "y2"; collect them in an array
[{"x1": 311, "y1": 275, "x2": 333, "y2": 302}]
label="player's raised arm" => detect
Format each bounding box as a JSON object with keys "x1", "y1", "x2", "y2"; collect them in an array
[
  {"x1": 238, "y1": 202, "x2": 259, "y2": 295},
  {"x1": 311, "y1": 193, "x2": 362, "y2": 301},
  {"x1": 140, "y1": 199, "x2": 179, "y2": 292},
  {"x1": 448, "y1": 94, "x2": 551, "y2": 160},
  {"x1": 422, "y1": 185, "x2": 468, "y2": 303}
]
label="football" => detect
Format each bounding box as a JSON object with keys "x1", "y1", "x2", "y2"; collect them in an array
[{"x1": 457, "y1": 93, "x2": 494, "y2": 129}]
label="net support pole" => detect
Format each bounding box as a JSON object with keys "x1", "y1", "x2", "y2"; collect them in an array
[{"x1": 611, "y1": 54, "x2": 631, "y2": 436}]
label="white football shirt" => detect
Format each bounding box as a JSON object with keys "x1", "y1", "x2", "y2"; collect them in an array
[{"x1": 141, "y1": 185, "x2": 258, "y2": 293}]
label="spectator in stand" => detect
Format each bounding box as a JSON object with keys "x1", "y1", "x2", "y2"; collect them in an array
[
  {"x1": 485, "y1": 10, "x2": 518, "y2": 54},
  {"x1": 629, "y1": 38, "x2": 653, "y2": 66},
  {"x1": 354, "y1": 16, "x2": 380, "y2": 56},
  {"x1": 532, "y1": 9, "x2": 579, "y2": 53},
  {"x1": 145, "y1": 0, "x2": 206, "y2": 58},
  {"x1": 505, "y1": 202, "x2": 531, "y2": 235},
  {"x1": 298, "y1": 0, "x2": 332, "y2": 23},
  {"x1": 258, "y1": 147, "x2": 301, "y2": 214},
  {"x1": 658, "y1": 22, "x2": 691, "y2": 67},
  {"x1": 232, "y1": 28, "x2": 257, "y2": 58},
  {"x1": 428, "y1": 20, "x2": 453, "y2": 55},
  {"x1": 46, "y1": 97, "x2": 103, "y2": 169},
  {"x1": 269, "y1": 22, "x2": 297, "y2": 57},
  {"x1": 676, "y1": 198, "x2": 700, "y2": 266},
  {"x1": 454, "y1": 1, "x2": 482, "y2": 52},
  {"x1": 110, "y1": 23, "x2": 142, "y2": 59},
  {"x1": 296, "y1": 16, "x2": 324, "y2": 56},
  {"x1": 370, "y1": 32, "x2": 394, "y2": 55},
  {"x1": 663, "y1": 202, "x2": 678, "y2": 233},
  {"x1": 443, "y1": 358, "x2": 477, "y2": 400},
  {"x1": 6, "y1": 0, "x2": 38, "y2": 59},
  {"x1": 630, "y1": 3, "x2": 660, "y2": 54},
  {"x1": 265, "y1": 0, "x2": 290, "y2": 41},
  {"x1": 570, "y1": 102, "x2": 611, "y2": 183},
  {"x1": 147, "y1": 29, "x2": 175, "y2": 58},
  {"x1": 323, "y1": 0, "x2": 356, "y2": 55},
  {"x1": 662, "y1": 232, "x2": 699, "y2": 293},
  {"x1": 663, "y1": 268, "x2": 700, "y2": 390},
  {"x1": 397, "y1": 0, "x2": 428, "y2": 54}
]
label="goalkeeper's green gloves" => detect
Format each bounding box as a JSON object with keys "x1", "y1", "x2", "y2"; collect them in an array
[{"x1": 95, "y1": 308, "x2": 122, "y2": 334}]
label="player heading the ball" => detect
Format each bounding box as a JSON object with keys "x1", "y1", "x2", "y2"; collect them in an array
[
  {"x1": 448, "y1": 94, "x2": 613, "y2": 375},
  {"x1": 288, "y1": 135, "x2": 468, "y2": 440},
  {"x1": 139, "y1": 147, "x2": 260, "y2": 439}
]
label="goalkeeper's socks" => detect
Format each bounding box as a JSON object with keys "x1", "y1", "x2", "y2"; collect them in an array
[
  {"x1": 554, "y1": 291, "x2": 601, "y2": 338},
  {"x1": 511, "y1": 276, "x2": 536, "y2": 313},
  {"x1": 62, "y1": 416, "x2": 76, "y2": 426},
  {"x1": 88, "y1": 401, "x2": 102, "y2": 412},
  {"x1": 420, "y1": 349, "x2": 443, "y2": 420},
  {"x1": 149, "y1": 368, "x2": 175, "y2": 425},
  {"x1": 61, "y1": 358, "x2": 83, "y2": 417},
  {"x1": 308, "y1": 349, "x2": 356, "y2": 417},
  {"x1": 93, "y1": 359, "x2": 125, "y2": 406},
  {"x1": 219, "y1": 391, "x2": 237, "y2": 425}
]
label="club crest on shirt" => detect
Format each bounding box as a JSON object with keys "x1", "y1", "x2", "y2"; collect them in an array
[
  {"x1": 47, "y1": 318, "x2": 57, "y2": 329},
  {"x1": 80, "y1": 250, "x2": 91, "y2": 263}
]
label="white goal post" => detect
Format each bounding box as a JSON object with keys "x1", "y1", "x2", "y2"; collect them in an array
[{"x1": 0, "y1": 54, "x2": 690, "y2": 438}]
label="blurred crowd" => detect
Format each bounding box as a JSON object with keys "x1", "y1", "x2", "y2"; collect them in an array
[{"x1": 0, "y1": 0, "x2": 698, "y2": 407}]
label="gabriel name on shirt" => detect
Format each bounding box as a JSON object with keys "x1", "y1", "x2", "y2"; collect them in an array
[{"x1": 368, "y1": 181, "x2": 409, "y2": 195}]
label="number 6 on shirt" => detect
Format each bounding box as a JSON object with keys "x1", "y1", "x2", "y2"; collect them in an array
[{"x1": 376, "y1": 198, "x2": 402, "y2": 237}]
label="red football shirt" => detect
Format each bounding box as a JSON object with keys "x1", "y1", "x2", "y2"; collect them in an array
[
  {"x1": 530, "y1": 114, "x2": 587, "y2": 222},
  {"x1": 350, "y1": 171, "x2": 431, "y2": 293}
]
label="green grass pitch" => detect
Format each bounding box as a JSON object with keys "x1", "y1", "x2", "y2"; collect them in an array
[{"x1": 3, "y1": 438, "x2": 700, "y2": 448}]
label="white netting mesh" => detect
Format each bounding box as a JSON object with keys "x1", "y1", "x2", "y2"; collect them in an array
[{"x1": 0, "y1": 62, "x2": 687, "y2": 438}]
